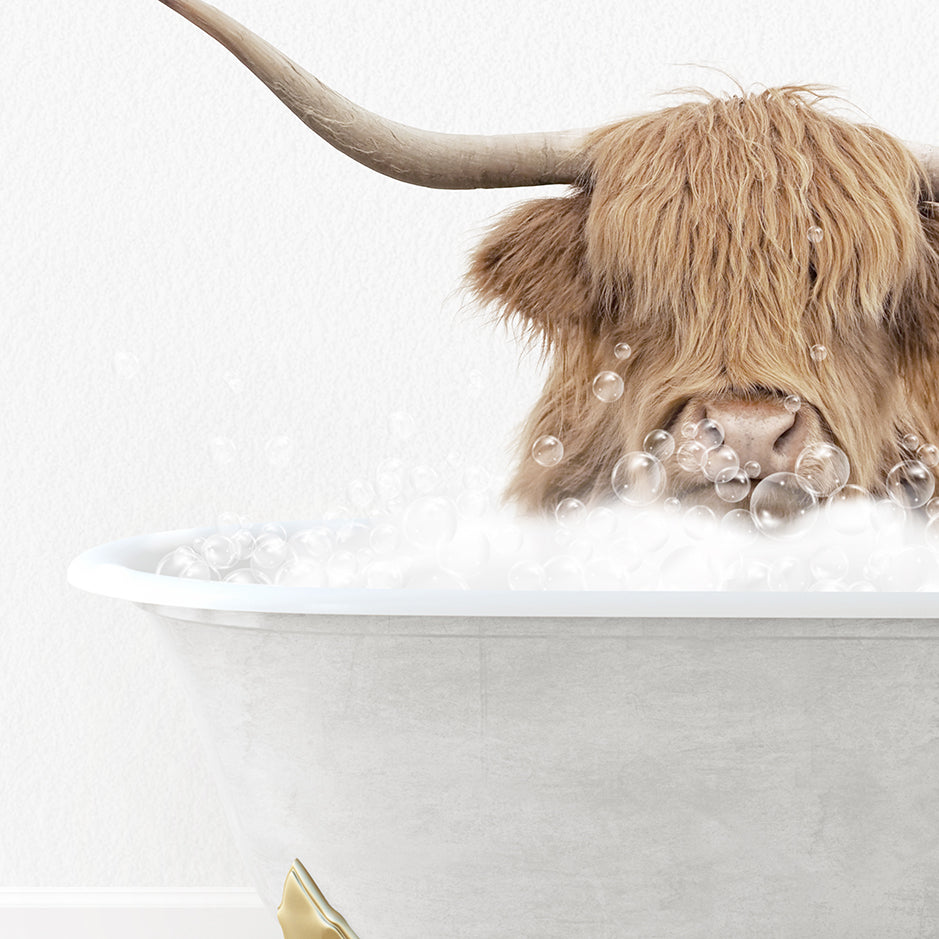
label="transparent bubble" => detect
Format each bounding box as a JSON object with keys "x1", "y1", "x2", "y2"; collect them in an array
[
  {"x1": 347, "y1": 478, "x2": 376, "y2": 511},
  {"x1": 555, "y1": 497, "x2": 587, "y2": 528},
  {"x1": 808, "y1": 226, "x2": 824, "y2": 243},
  {"x1": 676, "y1": 440, "x2": 707, "y2": 472},
  {"x1": 532, "y1": 435, "x2": 564, "y2": 467},
  {"x1": 825, "y1": 484, "x2": 873, "y2": 534},
  {"x1": 208, "y1": 435, "x2": 236, "y2": 466},
  {"x1": 544, "y1": 556, "x2": 585, "y2": 590},
  {"x1": 613, "y1": 342, "x2": 633, "y2": 360},
  {"x1": 719, "y1": 508, "x2": 758, "y2": 542},
  {"x1": 886, "y1": 460, "x2": 935, "y2": 509},
  {"x1": 927, "y1": 498, "x2": 939, "y2": 520},
  {"x1": 112, "y1": 349, "x2": 140, "y2": 379},
  {"x1": 715, "y1": 468, "x2": 750, "y2": 503},
  {"x1": 567, "y1": 538, "x2": 594, "y2": 563},
  {"x1": 680, "y1": 421, "x2": 697, "y2": 439},
  {"x1": 224, "y1": 568, "x2": 268, "y2": 584},
  {"x1": 810, "y1": 546, "x2": 850, "y2": 582},
  {"x1": 610, "y1": 537, "x2": 644, "y2": 573},
  {"x1": 783, "y1": 394, "x2": 801, "y2": 413},
  {"x1": 917, "y1": 444, "x2": 939, "y2": 468},
  {"x1": 659, "y1": 546, "x2": 721, "y2": 590},
  {"x1": 744, "y1": 460, "x2": 761, "y2": 478},
  {"x1": 389, "y1": 411, "x2": 417, "y2": 441},
  {"x1": 290, "y1": 527, "x2": 334, "y2": 561},
  {"x1": 264, "y1": 436, "x2": 294, "y2": 468},
  {"x1": 365, "y1": 560, "x2": 404, "y2": 589},
  {"x1": 231, "y1": 529, "x2": 255, "y2": 561},
  {"x1": 251, "y1": 534, "x2": 290, "y2": 573},
  {"x1": 694, "y1": 419, "x2": 724, "y2": 448},
  {"x1": 750, "y1": 472, "x2": 818, "y2": 539},
  {"x1": 326, "y1": 550, "x2": 358, "y2": 587},
  {"x1": 439, "y1": 530, "x2": 490, "y2": 577},
  {"x1": 586, "y1": 506, "x2": 618, "y2": 539},
  {"x1": 585, "y1": 557, "x2": 623, "y2": 590},
  {"x1": 201, "y1": 534, "x2": 238, "y2": 571},
  {"x1": 369, "y1": 523, "x2": 400, "y2": 555},
  {"x1": 873, "y1": 498, "x2": 908, "y2": 537},
  {"x1": 259, "y1": 522, "x2": 288, "y2": 540},
  {"x1": 768, "y1": 556, "x2": 811, "y2": 591},
  {"x1": 902, "y1": 433, "x2": 920, "y2": 451},
  {"x1": 643, "y1": 429, "x2": 675, "y2": 460},
  {"x1": 376, "y1": 458, "x2": 407, "y2": 500},
  {"x1": 810, "y1": 344, "x2": 828, "y2": 362},
  {"x1": 508, "y1": 560, "x2": 545, "y2": 590},
  {"x1": 795, "y1": 442, "x2": 850, "y2": 497},
  {"x1": 275, "y1": 557, "x2": 327, "y2": 587},
  {"x1": 683, "y1": 504, "x2": 717, "y2": 539},
  {"x1": 723, "y1": 557, "x2": 771, "y2": 591},
  {"x1": 156, "y1": 546, "x2": 200, "y2": 577},
  {"x1": 409, "y1": 464, "x2": 439, "y2": 494},
  {"x1": 703, "y1": 444, "x2": 740, "y2": 483},
  {"x1": 592, "y1": 371, "x2": 624, "y2": 403},
  {"x1": 611, "y1": 452, "x2": 666, "y2": 506},
  {"x1": 870, "y1": 546, "x2": 936, "y2": 591},
  {"x1": 663, "y1": 496, "x2": 682, "y2": 514},
  {"x1": 403, "y1": 496, "x2": 458, "y2": 549}
]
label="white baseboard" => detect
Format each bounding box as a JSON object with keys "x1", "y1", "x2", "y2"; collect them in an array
[{"x1": 0, "y1": 891, "x2": 282, "y2": 939}]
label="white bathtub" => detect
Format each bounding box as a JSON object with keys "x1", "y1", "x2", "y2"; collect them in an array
[{"x1": 69, "y1": 525, "x2": 939, "y2": 938}]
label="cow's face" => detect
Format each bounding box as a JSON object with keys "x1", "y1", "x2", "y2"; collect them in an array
[{"x1": 468, "y1": 88, "x2": 939, "y2": 513}]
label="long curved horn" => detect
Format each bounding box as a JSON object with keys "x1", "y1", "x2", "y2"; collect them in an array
[{"x1": 157, "y1": 0, "x2": 591, "y2": 189}]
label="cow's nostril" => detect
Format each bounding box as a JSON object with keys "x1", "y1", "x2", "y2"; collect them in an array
[{"x1": 703, "y1": 399, "x2": 806, "y2": 477}]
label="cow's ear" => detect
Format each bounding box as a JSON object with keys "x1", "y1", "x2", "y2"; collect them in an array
[{"x1": 465, "y1": 190, "x2": 596, "y2": 347}]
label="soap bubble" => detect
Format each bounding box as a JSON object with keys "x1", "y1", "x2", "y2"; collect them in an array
[
  {"x1": 795, "y1": 442, "x2": 850, "y2": 497},
  {"x1": 251, "y1": 534, "x2": 290, "y2": 573},
  {"x1": 365, "y1": 560, "x2": 404, "y2": 589},
  {"x1": 264, "y1": 436, "x2": 294, "y2": 468},
  {"x1": 544, "y1": 555, "x2": 585, "y2": 590},
  {"x1": 201, "y1": 534, "x2": 238, "y2": 571},
  {"x1": 611, "y1": 452, "x2": 666, "y2": 506},
  {"x1": 723, "y1": 556, "x2": 771, "y2": 591},
  {"x1": 694, "y1": 419, "x2": 724, "y2": 448},
  {"x1": 224, "y1": 568, "x2": 268, "y2": 584},
  {"x1": 680, "y1": 421, "x2": 697, "y2": 439},
  {"x1": 586, "y1": 506, "x2": 618, "y2": 539},
  {"x1": 585, "y1": 557, "x2": 623, "y2": 590},
  {"x1": 555, "y1": 497, "x2": 587, "y2": 528},
  {"x1": 873, "y1": 498, "x2": 908, "y2": 537},
  {"x1": 208, "y1": 435, "x2": 236, "y2": 466},
  {"x1": 592, "y1": 371, "x2": 624, "y2": 403},
  {"x1": 715, "y1": 468, "x2": 751, "y2": 502},
  {"x1": 157, "y1": 546, "x2": 200, "y2": 578},
  {"x1": 659, "y1": 546, "x2": 721, "y2": 590},
  {"x1": 810, "y1": 344, "x2": 828, "y2": 362},
  {"x1": 676, "y1": 440, "x2": 707, "y2": 472},
  {"x1": 369, "y1": 523, "x2": 400, "y2": 555},
  {"x1": 783, "y1": 395, "x2": 801, "y2": 413},
  {"x1": 885, "y1": 460, "x2": 935, "y2": 509},
  {"x1": 902, "y1": 433, "x2": 920, "y2": 451},
  {"x1": 750, "y1": 472, "x2": 818, "y2": 539},
  {"x1": 609, "y1": 537, "x2": 644, "y2": 573},
  {"x1": 347, "y1": 478, "x2": 376, "y2": 511},
  {"x1": 683, "y1": 504, "x2": 716, "y2": 539},
  {"x1": 825, "y1": 484, "x2": 873, "y2": 533},
  {"x1": 403, "y1": 496, "x2": 458, "y2": 549},
  {"x1": 870, "y1": 546, "x2": 936, "y2": 591},
  {"x1": 290, "y1": 527, "x2": 334, "y2": 561},
  {"x1": 720, "y1": 508, "x2": 758, "y2": 541},
  {"x1": 275, "y1": 557, "x2": 327, "y2": 587},
  {"x1": 259, "y1": 522, "x2": 287, "y2": 540},
  {"x1": 810, "y1": 546, "x2": 850, "y2": 582},
  {"x1": 663, "y1": 497, "x2": 682, "y2": 514},
  {"x1": 532, "y1": 435, "x2": 564, "y2": 467},
  {"x1": 744, "y1": 461, "x2": 761, "y2": 478},
  {"x1": 408, "y1": 464, "x2": 439, "y2": 494},
  {"x1": 231, "y1": 529, "x2": 255, "y2": 561},
  {"x1": 643, "y1": 429, "x2": 675, "y2": 460},
  {"x1": 376, "y1": 458, "x2": 407, "y2": 500},
  {"x1": 326, "y1": 550, "x2": 358, "y2": 586},
  {"x1": 613, "y1": 342, "x2": 633, "y2": 360},
  {"x1": 808, "y1": 225, "x2": 824, "y2": 243},
  {"x1": 927, "y1": 498, "x2": 939, "y2": 520},
  {"x1": 389, "y1": 411, "x2": 417, "y2": 441},
  {"x1": 768, "y1": 556, "x2": 811, "y2": 591},
  {"x1": 917, "y1": 443, "x2": 939, "y2": 468},
  {"x1": 703, "y1": 445, "x2": 740, "y2": 483},
  {"x1": 508, "y1": 560, "x2": 545, "y2": 590}
]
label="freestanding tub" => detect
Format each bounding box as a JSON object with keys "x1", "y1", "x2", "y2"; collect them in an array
[{"x1": 69, "y1": 525, "x2": 939, "y2": 938}]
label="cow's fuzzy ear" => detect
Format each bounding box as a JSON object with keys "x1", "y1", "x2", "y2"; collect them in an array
[{"x1": 465, "y1": 191, "x2": 596, "y2": 349}]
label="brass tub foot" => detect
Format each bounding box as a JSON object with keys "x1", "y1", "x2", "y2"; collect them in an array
[{"x1": 277, "y1": 859, "x2": 361, "y2": 939}]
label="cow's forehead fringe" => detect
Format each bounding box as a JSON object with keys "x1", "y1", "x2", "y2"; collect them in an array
[{"x1": 583, "y1": 83, "x2": 931, "y2": 342}]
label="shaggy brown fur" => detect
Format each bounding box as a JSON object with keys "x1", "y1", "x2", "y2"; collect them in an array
[{"x1": 467, "y1": 85, "x2": 939, "y2": 513}]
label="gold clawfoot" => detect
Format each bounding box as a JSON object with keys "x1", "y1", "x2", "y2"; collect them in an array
[{"x1": 277, "y1": 859, "x2": 361, "y2": 939}]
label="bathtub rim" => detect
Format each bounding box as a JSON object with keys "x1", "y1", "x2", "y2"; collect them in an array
[{"x1": 67, "y1": 525, "x2": 939, "y2": 620}]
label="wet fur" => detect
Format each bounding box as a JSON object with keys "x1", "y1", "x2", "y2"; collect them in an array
[{"x1": 466, "y1": 85, "x2": 939, "y2": 513}]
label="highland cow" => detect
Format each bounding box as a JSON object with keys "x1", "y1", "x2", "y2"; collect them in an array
[{"x1": 158, "y1": 0, "x2": 939, "y2": 514}]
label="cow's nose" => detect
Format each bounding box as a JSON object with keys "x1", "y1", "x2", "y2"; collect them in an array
[{"x1": 703, "y1": 399, "x2": 807, "y2": 476}]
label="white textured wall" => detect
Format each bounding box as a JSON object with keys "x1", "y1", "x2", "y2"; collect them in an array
[{"x1": 2, "y1": 0, "x2": 937, "y2": 891}]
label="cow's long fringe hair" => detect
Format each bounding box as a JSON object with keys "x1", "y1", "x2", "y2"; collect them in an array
[{"x1": 467, "y1": 84, "x2": 939, "y2": 512}]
